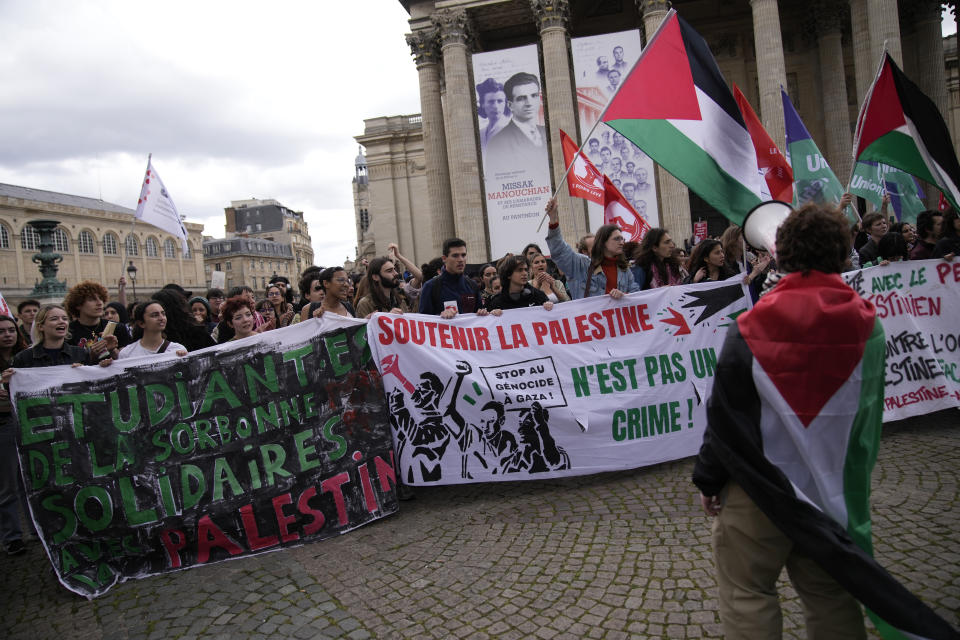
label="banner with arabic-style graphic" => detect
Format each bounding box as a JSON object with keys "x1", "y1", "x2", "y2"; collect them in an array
[{"x1": 368, "y1": 281, "x2": 750, "y2": 485}]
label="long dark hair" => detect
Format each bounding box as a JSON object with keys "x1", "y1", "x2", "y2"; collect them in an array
[
  {"x1": 0, "y1": 314, "x2": 26, "y2": 364},
  {"x1": 590, "y1": 224, "x2": 629, "y2": 272},
  {"x1": 498, "y1": 255, "x2": 529, "y2": 292},
  {"x1": 942, "y1": 209, "x2": 959, "y2": 239},
  {"x1": 130, "y1": 300, "x2": 165, "y2": 341},
  {"x1": 150, "y1": 289, "x2": 208, "y2": 349},
  {"x1": 687, "y1": 239, "x2": 728, "y2": 279},
  {"x1": 363, "y1": 257, "x2": 397, "y2": 312},
  {"x1": 636, "y1": 228, "x2": 681, "y2": 283}
]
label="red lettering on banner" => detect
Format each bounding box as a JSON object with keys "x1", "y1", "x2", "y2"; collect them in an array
[
  {"x1": 297, "y1": 487, "x2": 325, "y2": 535},
  {"x1": 321, "y1": 472, "x2": 351, "y2": 526},
  {"x1": 196, "y1": 514, "x2": 243, "y2": 563},
  {"x1": 272, "y1": 493, "x2": 300, "y2": 543},
  {"x1": 240, "y1": 504, "x2": 279, "y2": 550},
  {"x1": 159, "y1": 528, "x2": 187, "y2": 569},
  {"x1": 374, "y1": 452, "x2": 397, "y2": 492},
  {"x1": 936, "y1": 261, "x2": 960, "y2": 284},
  {"x1": 884, "y1": 384, "x2": 949, "y2": 410}
]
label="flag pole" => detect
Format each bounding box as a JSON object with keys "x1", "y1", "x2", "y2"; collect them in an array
[
  {"x1": 124, "y1": 153, "x2": 151, "y2": 279},
  {"x1": 536, "y1": 9, "x2": 678, "y2": 232}
]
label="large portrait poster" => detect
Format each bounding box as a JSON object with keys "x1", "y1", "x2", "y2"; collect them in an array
[
  {"x1": 10, "y1": 319, "x2": 398, "y2": 597},
  {"x1": 369, "y1": 281, "x2": 751, "y2": 485},
  {"x1": 474, "y1": 45, "x2": 553, "y2": 259},
  {"x1": 572, "y1": 31, "x2": 660, "y2": 231}
]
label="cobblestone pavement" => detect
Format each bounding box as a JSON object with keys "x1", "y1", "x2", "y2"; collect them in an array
[{"x1": 3, "y1": 411, "x2": 958, "y2": 640}]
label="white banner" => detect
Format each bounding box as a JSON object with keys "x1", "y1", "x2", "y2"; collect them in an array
[
  {"x1": 842, "y1": 259, "x2": 960, "y2": 421},
  {"x1": 369, "y1": 281, "x2": 751, "y2": 485},
  {"x1": 572, "y1": 30, "x2": 660, "y2": 230},
  {"x1": 474, "y1": 45, "x2": 553, "y2": 259},
  {"x1": 135, "y1": 157, "x2": 189, "y2": 252}
]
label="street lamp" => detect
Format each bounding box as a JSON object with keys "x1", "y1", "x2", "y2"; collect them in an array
[{"x1": 126, "y1": 260, "x2": 138, "y2": 302}]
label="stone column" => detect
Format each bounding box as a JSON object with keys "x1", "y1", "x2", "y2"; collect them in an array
[
  {"x1": 849, "y1": 0, "x2": 873, "y2": 105},
  {"x1": 910, "y1": 1, "x2": 951, "y2": 130},
  {"x1": 433, "y1": 9, "x2": 488, "y2": 259},
  {"x1": 637, "y1": 0, "x2": 692, "y2": 239},
  {"x1": 406, "y1": 28, "x2": 456, "y2": 257},
  {"x1": 815, "y1": 2, "x2": 853, "y2": 183},
  {"x1": 532, "y1": 0, "x2": 588, "y2": 241},
  {"x1": 750, "y1": 0, "x2": 788, "y2": 147},
  {"x1": 868, "y1": 0, "x2": 903, "y2": 69}
]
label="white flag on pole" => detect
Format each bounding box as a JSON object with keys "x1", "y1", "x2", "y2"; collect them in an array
[{"x1": 135, "y1": 156, "x2": 189, "y2": 252}]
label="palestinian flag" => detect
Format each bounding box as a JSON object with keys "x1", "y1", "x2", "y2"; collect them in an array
[
  {"x1": 601, "y1": 10, "x2": 763, "y2": 225},
  {"x1": 733, "y1": 82, "x2": 793, "y2": 203},
  {"x1": 854, "y1": 53, "x2": 960, "y2": 212},
  {"x1": 695, "y1": 271, "x2": 958, "y2": 639}
]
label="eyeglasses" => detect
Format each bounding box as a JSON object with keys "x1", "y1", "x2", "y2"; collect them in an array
[{"x1": 267, "y1": 291, "x2": 282, "y2": 297}]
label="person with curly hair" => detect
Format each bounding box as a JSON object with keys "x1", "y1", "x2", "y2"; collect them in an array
[
  {"x1": 221, "y1": 296, "x2": 259, "y2": 341},
  {"x1": 476, "y1": 77, "x2": 511, "y2": 150},
  {"x1": 63, "y1": 280, "x2": 130, "y2": 358},
  {"x1": 150, "y1": 289, "x2": 215, "y2": 352}
]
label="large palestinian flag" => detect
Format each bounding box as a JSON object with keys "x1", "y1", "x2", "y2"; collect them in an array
[
  {"x1": 601, "y1": 10, "x2": 764, "y2": 225},
  {"x1": 695, "y1": 271, "x2": 958, "y2": 639},
  {"x1": 854, "y1": 52, "x2": 960, "y2": 212}
]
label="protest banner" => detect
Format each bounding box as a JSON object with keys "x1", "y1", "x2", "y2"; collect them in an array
[
  {"x1": 369, "y1": 280, "x2": 750, "y2": 485},
  {"x1": 842, "y1": 259, "x2": 960, "y2": 421},
  {"x1": 9, "y1": 319, "x2": 398, "y2": 597}
]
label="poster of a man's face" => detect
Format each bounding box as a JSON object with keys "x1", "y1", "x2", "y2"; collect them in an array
[{"x1": 505, "y1": 73, "x2": 541, "y2": 125}]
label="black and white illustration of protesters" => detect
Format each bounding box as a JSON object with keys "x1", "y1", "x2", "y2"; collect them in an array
[
  {"x1": 501, "y1": 402, "x2": 570, "y2": 473},
  {"x1": 388, "y1": 360, "x2": 473, "y2": 483},
  {"x1": 463, "y1": 400, "x2": 519, "y2": 477}
]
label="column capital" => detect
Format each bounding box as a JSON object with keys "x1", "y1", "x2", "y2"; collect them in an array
[
  {"x1": 812, "y1": 0, "x2": 849, "y2": 35},
  {"x1": 433, "y1": 8, "x2": 474, "y2": 49},
  {"x1": 634, "y1": 0, "x2": 672, "y2": 17},
  {"x1": 531, "y1": 0, "x2": 570, "y2": 31},
  {"x1": 405, "y1": 28, "x2": 440, "y2": 68},
  {"x1": 899, "y1": 0, "x2": 948, "y2": 27}
]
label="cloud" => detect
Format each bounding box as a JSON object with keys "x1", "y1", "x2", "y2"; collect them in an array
[{"x1": 0, "y1": 0, "x2": 421, "y2": 270}]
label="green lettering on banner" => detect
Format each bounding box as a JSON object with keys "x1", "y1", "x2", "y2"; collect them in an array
[
  {"x1": 254, "y1": 402, "x2": 281, "y2": 434},
  {"x1": 18, "y1": 397, "x2": 54, "y2": 444},
  {"x1": 571, "y1": 366, "x2": 590, "y2": 397},
  {"x1": 74, "y1": 486, "x2": 113, "y2": 532},
  {"x1": 60, "y1": 547, "x2": 79, "y2": 573},
  {"x1": 244, "y1": 355, "x2": 279, "y2": 403},
  {"x1": 199, "y1": 371, "x2": 242, "y2": 415},
  {"x1": 324, "y1": 333, "x2": 353, "y2": 377},
  {"x1": 323, "y1": 415, "x2": 347, "y2": 461},
  {"x1": 611, "y1": 401, "x2": 683, "y2": 441},
  {"x1": 51, "y1": 441, "x2": 74, "y2": 486},
  {"x1": 259, "y1": 444, "x2": 291, "y2": 486},
  {"x1": 180, "y1": 464, "x2": 206, "y2": 511},
  {"x1": 144, "y1": 384, "x2": 175, "y2": 427},
  {"x1": 212, "y1": 457, "x2": 243, "y2": 501},
  {"x1": 110, "y1": 387, "x2": 141, "y2": 432},
  {"x1": 43, "y1": 494, "x2": 76, "y2": 544},
  {"x1": 28, "y1": 450, "x2": 49, "y2": 489},
  {"x1": 283, "y1": 344, "x2": 313, "y2": 387},
  {"x1": 294, "y1": 428, "x2": 321, "y2": 471},
  {"x1": 56, "y1": 393, "x2": 105, "y2": 439},
  {"x1": 353, "y1": 325, "x2": 371, "y2": 366},
  {"x1": 118, "y1": 475, "x2": 158, "y2": 526},
  {"x1": 279, "y1": 397, "x2": 302, "y2": 427}
]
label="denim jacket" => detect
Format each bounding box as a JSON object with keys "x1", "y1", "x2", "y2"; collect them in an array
[
  {"x1": 12, "y1": 343, "x2": 93, "y2": 369},
  {"x1": 546, "y1": 224, "x2": 639, "y2": 299}
]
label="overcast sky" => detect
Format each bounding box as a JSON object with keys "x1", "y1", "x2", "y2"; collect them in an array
[
  {"x1": 0, "y1": 0, "x2": 420, "y2": 267},
  {"x1": 2, "y1": 3, "x2": 956, "y2": 270}
]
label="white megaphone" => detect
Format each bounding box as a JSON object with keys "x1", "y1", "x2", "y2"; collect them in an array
[{"x1": 742, "y1": 200, "x2": 793, "y2": 258}]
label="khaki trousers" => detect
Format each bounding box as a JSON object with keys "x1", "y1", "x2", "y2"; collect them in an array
[{"x1": 712, "y1": 483, "x2": 867, "y2": 640}]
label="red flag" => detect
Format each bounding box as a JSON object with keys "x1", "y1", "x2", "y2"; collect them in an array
[
  {"x1": 603, "y1": 175, "x2": 650, "y2": 242},
  {"x1": 939, "y1": 192, "x2": 951, "y2": 212},
  {"x1": 733, "y1": 83, "x2": 793, "y2": 202},
  {"x1": 560, "y1": 129, "x2": 604, "y2": 205}
]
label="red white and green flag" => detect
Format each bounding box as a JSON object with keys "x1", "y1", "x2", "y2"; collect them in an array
[
  {"x1": 853, "y1": 52, "x2": 960, "y2": 212},
  {"x1": 697, "y1": 271, "x2": 958, "y2": 639},
  {"x1": 732, "y1": 82, "x2": 793, "y2": 203},
  {"x1": 601, "y1": 10, "x2": 764, "y2": 225}
]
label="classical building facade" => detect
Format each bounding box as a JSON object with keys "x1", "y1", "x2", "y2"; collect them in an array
[
  {"x1": 356, "y1": 0, "x2": 956, "y2": 261},
  {"x1": 0, "y1": 183, "x2": 205, "y2": 305},
  {"x1": 203, "y1": 198, "x2": 315, "y2": 291}
]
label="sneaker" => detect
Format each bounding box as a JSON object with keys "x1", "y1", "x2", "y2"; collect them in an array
[{"x1": 5, "y1": 539, "x2": 25, "y2": 556}]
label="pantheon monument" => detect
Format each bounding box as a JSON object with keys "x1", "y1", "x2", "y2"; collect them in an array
[{"x1": 354, "y1": 0, "x2": 955, "y2": 266}]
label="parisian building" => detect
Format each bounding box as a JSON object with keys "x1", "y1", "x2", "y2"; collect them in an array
[
  {"x1": 355, "y1": 0, "x2": 956, "y2": 264},
  {"x1": 203, "y1": 198, "x2": 314, "y2": 292},
  {"x1": 0, "y1": 183, "x2": 206, "y2": 306}
]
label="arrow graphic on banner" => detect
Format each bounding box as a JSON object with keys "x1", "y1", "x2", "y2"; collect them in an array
[{"x1": 661, "y1": 308, "x2": 691, "y2": 336}]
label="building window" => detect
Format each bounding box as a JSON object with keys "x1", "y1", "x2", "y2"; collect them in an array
[
  {"x1": 164, "y1": 239, "x2": 176, "y2": 258},
  {"x1": 145, "y1": 237, "x2": 159, "y2": 257},
  {"x1": 225, "y1": 261, "x2": 232, "y2": 270},
  {"x1": 125, "y1": 235, "x2": 139, "y2": 256},
  {"x1": 78, "y1": 231, "x2": 96, "y2": 254},
  {"x1": 0, "y1": 224, "x2": 9, "y2": 249},
  {"x1": 215, "y1": 262, "x2": 221, "y2": 271},
  {"x1": 184, "y1": 245, "x2": 191, "y2": 258},
  {"x1": 103, "y1": 233, "x2": 118, "y2": 255},
  {"x1": 20, "y1": 225, "x2": 39, "y2": 251},
  {"x1": 53, "y1": 229, "x2": 69, "y2": 252},
  {"x1": 360, "y1": 209, "x2": 370, "y2": 232},
  {"x1": 251, "y1": 260, "x2": 256, "y2": 269}
]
